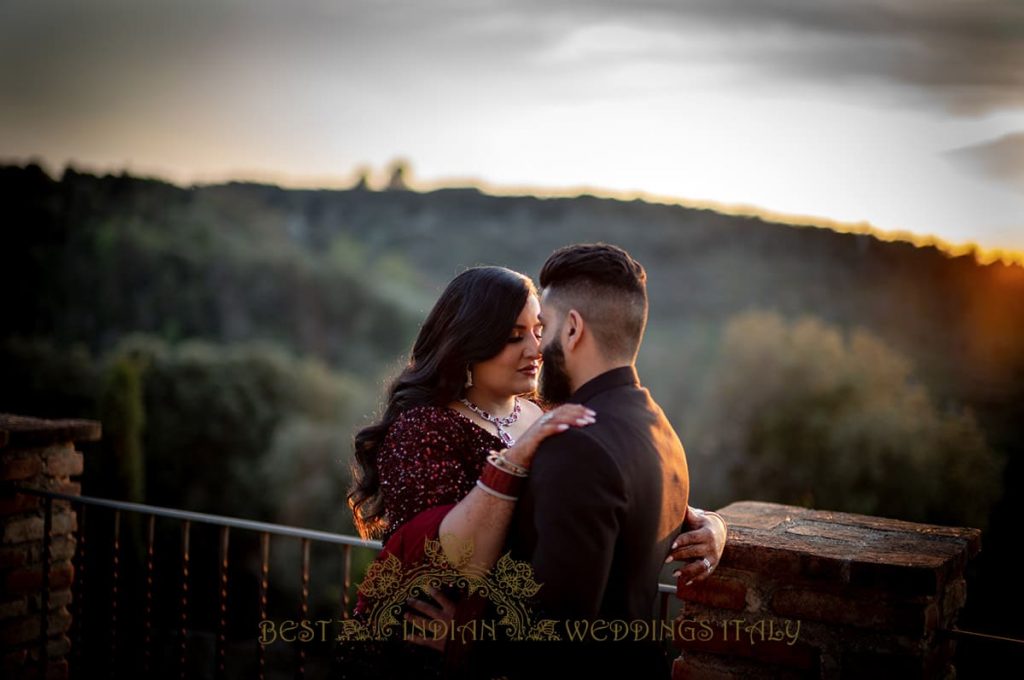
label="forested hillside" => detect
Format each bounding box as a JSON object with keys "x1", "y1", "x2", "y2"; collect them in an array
[{"x1": 3, "y1": 162, "x2": 1021, "y2": 636}]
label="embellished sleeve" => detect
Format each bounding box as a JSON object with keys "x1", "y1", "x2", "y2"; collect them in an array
[{"x1": 377, "y1": 407, "x2": 476, "y2": 533}]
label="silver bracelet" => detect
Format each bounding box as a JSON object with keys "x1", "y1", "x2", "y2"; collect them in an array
[
  {"x1": 476, "y1": 479, "x2": 518, "y2": 501},
  {"x1": 487, "y1": 451, "x2": 528, "y2": 477},
  {"x1": 492, "y1": 449, "x2": 529, "y2": 475}
]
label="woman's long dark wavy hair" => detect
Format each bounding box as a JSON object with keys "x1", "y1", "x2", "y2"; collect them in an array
[{"x1": 347, "y1": 266, "x2": 537, "y2": 539}]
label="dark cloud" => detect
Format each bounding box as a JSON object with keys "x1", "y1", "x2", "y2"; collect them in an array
[
  {"x1": 1, "y1": 0, "x2": 1020, "y2": 124},
  {"x1": 0, "y1": 1, "x2": 564, "y2": 120},
  {"x1": 948, "y1": 132, "x2": 1024, "y2": 194},
  {"x1": 529, "y1": 0, "x2": 1024, "y2": 115}
]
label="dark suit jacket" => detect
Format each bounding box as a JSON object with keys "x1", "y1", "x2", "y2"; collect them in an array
[{"x1": 477, "y1": 365, "x2": 690, "y2": 678}]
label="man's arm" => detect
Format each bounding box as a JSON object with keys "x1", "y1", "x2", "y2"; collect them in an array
[{"x1": 526, "y1": 431, "x2": 627, "y2": 620}]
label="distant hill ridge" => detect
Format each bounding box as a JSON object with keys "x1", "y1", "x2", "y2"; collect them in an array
[{"x1": 3, "y1": 162, "x2": 1023, "y2": 435}]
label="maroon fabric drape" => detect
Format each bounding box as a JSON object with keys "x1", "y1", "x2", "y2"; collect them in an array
[{"x1": 354, "y1": 503, "x2": 457, "y2": 618}]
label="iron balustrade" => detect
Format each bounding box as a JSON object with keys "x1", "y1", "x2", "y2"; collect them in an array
[{"x1": 5, "y1": 483, "x2": 380, "y2": 679}]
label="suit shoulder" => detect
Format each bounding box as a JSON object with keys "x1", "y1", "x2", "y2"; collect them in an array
[
  {"x1": 532, "y1": 427, "x2": 621, "y2": 482},
  {"x1": 535, "y1": 424, "x2": 607, "y2": 455}
]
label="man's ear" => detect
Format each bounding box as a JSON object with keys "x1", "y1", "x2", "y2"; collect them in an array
[{"x1": 565, "y1": 310, "x2": 583, "y2": 351}]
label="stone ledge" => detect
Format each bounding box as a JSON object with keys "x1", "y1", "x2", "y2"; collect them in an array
[
  {"x1": 674, "y1": 501, "x2": 981, "y2": 679},
  {"x1": 715, "y1": 501, "x2": 981, "y2": 597},
  {"x1": 0, "y1": 415, "x2": 100, "y2": 451}
]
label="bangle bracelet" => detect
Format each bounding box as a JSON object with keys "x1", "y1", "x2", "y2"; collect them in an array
[
  {"x1": 502, "y1": 452, "x2": 529, "y2": 474},
  {"x1": 487, "y1": 451, "x2": 528, "y2": 477},
  {"x1": 480, "y1": 461, "x2": 526, "y2": 497},
  {"x1": 487, "y1": 457, "x2": 527, "y2": 478},
  {"x1": 476, "y1": 479, "x2": 518, "y2": 501},
  {"x1": 491, "y1": 449, "x2": 529, "y2": 475}
]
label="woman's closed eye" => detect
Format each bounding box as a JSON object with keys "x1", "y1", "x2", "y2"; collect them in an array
[{"x1": 508, "y1": 325, "x2": 542, "y2": 343}]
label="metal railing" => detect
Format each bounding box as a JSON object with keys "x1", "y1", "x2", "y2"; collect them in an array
[
  {"x1": 7, "y1": 484, "x2": 380, "y2": 679},
  {"x1": 7, "y1": 484, "x2": 679, "y2": 678}
]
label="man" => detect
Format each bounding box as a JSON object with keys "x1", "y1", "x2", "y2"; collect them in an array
[{"x1": 480, "y1": 243, "x2": 724, "y2": 678}]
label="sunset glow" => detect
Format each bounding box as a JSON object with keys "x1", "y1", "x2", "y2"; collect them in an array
[{"x1": 2, "y1": 1, "x2": 1022, "y2": 257}]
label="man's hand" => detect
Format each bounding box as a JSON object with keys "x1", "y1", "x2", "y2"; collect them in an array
[
  {"x1": 404, "y1": 587, "x2": 457, "y2": 652},
  {"x1": 665, "y1": 506, "x2": 727, "y2": 586}
]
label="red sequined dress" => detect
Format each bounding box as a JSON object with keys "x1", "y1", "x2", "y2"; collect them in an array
[{"x1": 334, "y1": 404, "x2": 507, "y2": 678}]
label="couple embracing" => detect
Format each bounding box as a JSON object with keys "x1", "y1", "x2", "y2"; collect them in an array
[{"x1": 336, "y1": 243, "x2": 727, "y2": 679}]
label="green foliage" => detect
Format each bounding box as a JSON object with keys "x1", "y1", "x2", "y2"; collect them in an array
[
  {"x1": 0, "y1": 337, "x2": 99, "y2": 418},
  {"x1": 689, "y1": 311, "x2": 1003, "y2": 529},
  {"x1": 4, "y1": 163, "x2": 1020, "y2": 646},
  {"x1": 104, "y1": 335, "x2": 366, "y2": 519},
  {"x1": 3, "y1": 162, "x2": 1020, "y2": 534},
  {"x1": 1, "y1": 166, "x2": 421, "y2": 377},
  {"x1": 98, "y1": 354, "x2": 146, "y2": 502},
  {"x1": 251, "y1": 417, "x2": 358, "y2": 534}
]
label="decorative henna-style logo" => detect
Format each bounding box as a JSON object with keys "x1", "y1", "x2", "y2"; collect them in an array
[{"x1": 338, "y1": 535, "x2": 560, "y2": 642}]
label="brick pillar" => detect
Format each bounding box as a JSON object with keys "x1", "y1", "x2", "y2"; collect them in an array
[
  {"x1": 673, "y1": 501, "x2": 980, "y2": 679},
  {"x1": 0, "y1": 414, "x2": 100, "y2": 679}
]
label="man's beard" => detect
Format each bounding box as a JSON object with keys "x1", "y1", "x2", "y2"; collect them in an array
[{"x1": 539, "y1": 336, "x2": 573, "y2": 405}]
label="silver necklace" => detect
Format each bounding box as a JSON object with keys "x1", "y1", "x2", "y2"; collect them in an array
[{"x1": 460, "y1": 396, "x2": 521, "y2": 447}]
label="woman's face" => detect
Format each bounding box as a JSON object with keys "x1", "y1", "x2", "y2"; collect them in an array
[{"x1": 470, "y1": 295, "x2": 544, "y2": 398}]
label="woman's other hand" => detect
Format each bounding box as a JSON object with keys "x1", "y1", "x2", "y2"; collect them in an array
[
  {"x1": 665, "y1": 506, "x2": 727, "y2": 586},
  {"x1": 504, "y1": 404, "x2": 596, "y2": 469}
]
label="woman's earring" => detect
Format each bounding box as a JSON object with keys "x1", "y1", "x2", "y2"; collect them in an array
[{"x1": 464, "y1": 366, "x2": 474, "y2": 389}]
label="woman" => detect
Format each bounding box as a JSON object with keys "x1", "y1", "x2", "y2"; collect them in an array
[{"x1": 337, "y1": 266, "x2": 724, "y2": 677}]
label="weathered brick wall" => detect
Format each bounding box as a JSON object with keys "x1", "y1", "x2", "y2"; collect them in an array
[
  {"x1": 673, "y1": 501, "x2": 980, "y2": 679},
  {"x1": 0, "y1": 415, "x2": 99, "y2": 680}
]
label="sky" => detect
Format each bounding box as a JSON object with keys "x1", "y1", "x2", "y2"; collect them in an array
[{"x1": 2, "y1": 0, "x2": 1023, "y2": 257}]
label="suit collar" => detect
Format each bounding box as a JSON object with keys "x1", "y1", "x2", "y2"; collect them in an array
[{"x1": 570, "y1": 365, "x2": 640, "y2": 404}]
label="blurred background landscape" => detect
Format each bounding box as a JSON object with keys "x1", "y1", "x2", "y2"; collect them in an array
[{"x1": 2, "y1": 160, "x2": 1020, "y2": 644}]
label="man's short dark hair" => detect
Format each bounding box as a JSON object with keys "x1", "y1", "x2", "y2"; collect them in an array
[{"x1": 539, "y1": 243, "x2": 648, "y2": 361}]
